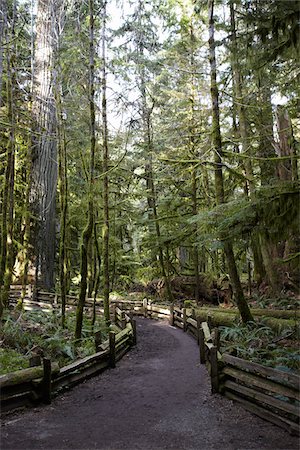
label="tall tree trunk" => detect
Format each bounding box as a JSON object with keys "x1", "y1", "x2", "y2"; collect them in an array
[
  {"x1": 0, "y1": 0, "x2": 7, "y2": 108},
  {"x1": 31, "y1": 0, "x2": 60, "y2": 290},
  {"x1": 230, "y1": 0, "x2": 266, "y2": 285},
  {"x1": 208, "y1": 0, "x2": 253, "y2": 323},
  {"x1": 135, "y1": 0, "x2": 174, "y2": 302},
  {"x1": 75, "y1": 0, "x2": 96, "y2": 339},
  {"x1": 101, "y1": 0, "x2": 110, "y2": 325},
  {"x1": 188, "y1": 19, "x2": 201, "y2": 303},
  {"x1": 256, "y1": 73, "x2": 281, "y2": 293},
  {"x1": 20, "y1": 0, "x2": 35, "y2": 306},
  {"x1": 192, "y1": 169, "x2": 201, "y2": 303},
  {"x1": 0, "y1": 0, "x2": 16, "y2": 315},
  {"x1": 56, "y1": 72, "x2": 68, "y2": 328}
]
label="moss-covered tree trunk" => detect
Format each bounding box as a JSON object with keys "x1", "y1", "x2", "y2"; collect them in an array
[
  {"x1": 56, "y1": 81, "x2": 68, "y2": 328},
  {"x1": 208, "y1": 0, "x2": 253, "y2": 323},
  {"x1": 192, "y1": 170, "x2": 201, "y2": 304},
  {"x1": 256, "y1": 73, "x2": 282, "y2": 293},
  {"x1": 101, "y1": 0, "x2": 110, "y2": 325},
  {"x1": 92, "y1": 221, "x2": 101, "y2": 327},
  {"x1": 75, "y1": 0, "x2": 96, "y2": 339},
  {"x1": 229, "y1": 1, "x2": 267, "y2": 286},
  {"x1": 0, "y1": 3, "x2": 16, "y2": 315}
]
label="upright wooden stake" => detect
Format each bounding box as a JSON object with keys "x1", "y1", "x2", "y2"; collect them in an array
[
  {"x1": 198, "y1": 326, "x2": 206, "y2": 364},
  {"x1": 94, "y1": 330, "x2": 102, "y2": 352},
  {"x1": 213, "y1": 327, "x2": 220, "y2": 350},
  {"x1": 120, "y1": 310, "x2": 126, "y2": 329},
  {"x1": 143, "y1": 298, "x2": 148, "y2": 318},
  {"x1": 131, "y1": 319, "x2": 137, "y2": 346},
  {"x1": 42, "y1": 358, "x2": 52, "y2": 404},
  {"x1": 210, "y1": 346, "x2": 219, "y2": 394},
  {"x1": 109, "y1": 331, "x2": 116, "y2": 368},
  {"x1": 183, "y1": 308, "x2": 187, "y2": 332},
  {"x1": 169, "y1": 303, "x2": 174, "y2": 326},
  {"x1": 207, "y1": 313, "x2": 212, "y2": 330}
]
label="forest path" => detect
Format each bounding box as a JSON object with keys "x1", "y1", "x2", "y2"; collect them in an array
[{"x1": 1, "y1": 317, "x2": 298, "y2": 450}]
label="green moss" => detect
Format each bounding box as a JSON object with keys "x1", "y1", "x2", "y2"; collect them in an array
[{"x1": 0, "y1": 348, "x2": 28, "y2": 374}]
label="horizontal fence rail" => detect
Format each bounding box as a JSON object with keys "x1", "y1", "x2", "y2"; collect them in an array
[
  {"x1": 4, "y1": 288, "x2": 300, "y2": 435},
  {"x1": 1, "y1": 306, "x2": 136, "y2": 414}
]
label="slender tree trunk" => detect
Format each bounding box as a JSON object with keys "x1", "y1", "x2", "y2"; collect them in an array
[
  {"x1": 75, "y1": 0, "x2": 96, "y2": 339},
  {"x1": 101, "y1": 0, "x2": 110, "y2": 325},
  {"x1": 135, "y1": 1, "x2": 174, "y2": 302},
  {"x1": 0, "y1": 0, "x2": 7, "y2": 108},
  {"x1": 208, "y1": 0, "x2": 253, "y2": 323},
  {"x1": 230, "y1": 0, "x2": 266, "y2": 285},
  {"x1": 56, "y1": 76, "x2": 68, "y2": 328},
  {"x1": 0, "y1": 1, "x2": 16, "y2": 315},
  {"x1": 20, "y1": 0, "x2": 35, "y2": 306},
  {"x1": 188, "y1": 20, "x2": 201, "y2": 303},
  {"x1": 92, "y1": 221, "x2": 101, "y2": 326},
  {"x1": 192, "y1": 170, "x2": 201, "y2": 303},
  {"x1": 229, "y1": 0, "x2": 254, "y2": 194}
]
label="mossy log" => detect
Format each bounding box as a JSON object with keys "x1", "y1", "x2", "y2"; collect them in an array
[
  {"x1": 194, "y1": 307, "x2": 299, "y2": 320},
  {"x1": 195, "y1": 310, "x2": 297, "y2": 332},
  {"x1": 0, "y1": 362, "x2": 59, "y2": 388}
]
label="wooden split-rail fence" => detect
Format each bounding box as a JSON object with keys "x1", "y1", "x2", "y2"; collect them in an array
[
  {"x1": 1, "y1": 305, "x2": 136, "y2": 414},
  {"x1": 2, "y1": 289, "x2": 300, "y2": 435}
]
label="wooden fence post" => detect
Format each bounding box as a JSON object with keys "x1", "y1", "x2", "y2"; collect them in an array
[
  {"x1": 95, "y1": 331, "x2": 102, "y2": 352},
  {"x1": 213, "y1": 328, "x2": 220, "y2": 350},
  {"x1": 109, "y1": 331, "x2": 116, "y2": 368},
  {"x1": 131, "y1": 319, "x2": 137, "y2": 346},
  {"x1": 183, "y1": 308, "x2": 187, "y2": 332},
  {"x1": 210, "y1": 346, "x2": 219, "y2": 394},
  {"x1": 169, "y1": 303, "x2": 174, "y2": 326},
  {"x1": 198, "y1": 325, "x2": 206, "y2": 364},
  {"x1": 112, "y1": 304, "x2": 117, "y2": 324},
  {"x1": 207, "y1": 313, "x2": 212, "y2": 330},
  {"x1": 143, "y1": 298, "x2": 148, "y2": 318},
  {"x1": 121, "y1": 310, "x2": 126, "y2": 329},
  {"x1": 42, "y1": 358, "x2": 52, "y2": 404}
]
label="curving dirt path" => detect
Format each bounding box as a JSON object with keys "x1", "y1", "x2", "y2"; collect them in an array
[{"x1": 1, "y1": 318, "x2": 299, "y2": 450}]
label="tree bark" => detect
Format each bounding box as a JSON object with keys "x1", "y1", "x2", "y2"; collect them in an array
[
  {"x1": 229, "y1": 1, "x2": 266, "y2": 285},
  {"x1": 276, "y1": 106, "x2": 298, "y2": 181},
  {"x1": 208, "y1": 0, "x2": 253, "y2": 323},
  {"x1": 0, "y1": 0, "x2": 16, "y2": 315},
  {"x1": 101, "y1": 0, "x2": 110, "y2": 326},
  {"x1": 75, "y1": 0, "x2": 96, "y2": 339},
  {"x1": 31, "y1": 0, "x2": 61, "y2": 290},
  {"x1": 55, "y1": 69, "x2": 68, "y2": 328},
  {"x1": 0, "y1": 0, "x2": 7, "y2": 108}
]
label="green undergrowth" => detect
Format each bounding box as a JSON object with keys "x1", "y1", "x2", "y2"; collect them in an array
[
  {"x1": 220, "y1": 321, "x2": 300, "y2": 374},
  {"x1": 249, "y1": 293, "x2": 300, "y2": 310},
  {"x1": 0, "y1": 309, "x2": 107, "y2": 375}
]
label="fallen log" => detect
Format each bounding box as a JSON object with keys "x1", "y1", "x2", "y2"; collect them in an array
[
  {"x1": 195, "y1": 310, "x2": 298, "y2": 332},
  {"x1": 195, "y1": 307, "x2": 300, "y2": 320}
]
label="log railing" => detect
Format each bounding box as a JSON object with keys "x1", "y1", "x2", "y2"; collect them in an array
[
  {"x1": 1, "y1": 310, "x2": 136, "y2": 414},
  {"x1": 4, "y1": 288, "x2": 300, "y2": 435}
]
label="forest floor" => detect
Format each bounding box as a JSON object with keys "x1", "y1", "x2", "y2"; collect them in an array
[{"x1": 1, "y1": 317, "x2": 299, "y2": 450}]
